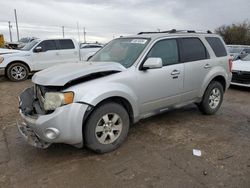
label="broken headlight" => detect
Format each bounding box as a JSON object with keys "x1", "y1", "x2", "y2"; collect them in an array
[{"x1": 44, "y1": 92, "x2": 74, "y2": 111}]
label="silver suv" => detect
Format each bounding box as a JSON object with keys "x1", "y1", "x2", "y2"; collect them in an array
[{"x1": 17, "y1": 30, "x2": 232, "y2": 153}]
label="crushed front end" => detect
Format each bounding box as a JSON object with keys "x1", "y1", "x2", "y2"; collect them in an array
[{"x1": 17, "y1": 85, "x2": 89, "y2": 148}]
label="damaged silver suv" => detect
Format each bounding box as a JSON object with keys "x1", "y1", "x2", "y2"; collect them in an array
[{"x1": 18, "y1": 30, "x2": 232, "y2": 153}]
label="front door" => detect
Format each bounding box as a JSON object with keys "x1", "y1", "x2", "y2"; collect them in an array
[
  {"x1": 32, "y1": 40, "x2": 61, "y2": 70},
  {"x1": 136, "y1": 39, "x2": 184, "y2": 115}
]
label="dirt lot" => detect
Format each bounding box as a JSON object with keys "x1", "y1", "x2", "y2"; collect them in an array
[{"x1": 0, "y1": 76, "x2": 250, "y2": 188}]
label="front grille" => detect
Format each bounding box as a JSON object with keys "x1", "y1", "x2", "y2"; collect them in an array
[{"x1": 232, "y1": 71, "x2": 250, "y2": 84}]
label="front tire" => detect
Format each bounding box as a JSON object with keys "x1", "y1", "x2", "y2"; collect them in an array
[
  {"x1": 6, "y1": 63, "x2": 29, "y2": 81},
  {"x1": 198, "y1": 81, "x2": 224, "y2": 115},
  {"x1": 84, "y1": 102, "x2": 130, "y2": 153}
]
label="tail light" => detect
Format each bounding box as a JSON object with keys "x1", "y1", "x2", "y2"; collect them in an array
[{"x1": 228, "y1": 58, "x2": 233, "y2": 72}]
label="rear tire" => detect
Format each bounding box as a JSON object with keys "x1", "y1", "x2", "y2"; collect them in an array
[
  {"x1": 198, "y1": 81, "x2": 224, "y2": 115},
  {"x1": 84, "y1": 102, "x2": 130, "y2": 153},
  {"x1": 6, "y1": 62, "x2": 29, "y2": 81}
]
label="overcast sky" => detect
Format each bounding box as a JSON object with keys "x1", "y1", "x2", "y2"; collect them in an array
[{"x1": 0, "y1": 0, "x2": 249, "y2": 43}]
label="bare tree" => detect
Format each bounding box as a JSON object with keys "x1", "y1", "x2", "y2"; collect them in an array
[{"x1": 215, "y1": 21, "x2": 250, "y2": 45}]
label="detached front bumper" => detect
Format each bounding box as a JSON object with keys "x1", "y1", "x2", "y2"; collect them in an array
[
  {"x1": 17, "y1": 86, "x2": 89, "y2": 148},
  {"x1": 17, "y1": 120, "x2": 51, "y2": 149}
]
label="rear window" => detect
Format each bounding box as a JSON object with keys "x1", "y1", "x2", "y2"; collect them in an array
[
  {"x1": 180, "y1": 38, "x2": 208, "y2": 62},
  {"x1": 58, "y1": 39, "x2": 75, "y2": 50},
  {"x1": 206, "y1": 37, "x2": 227, "y2": 57}
]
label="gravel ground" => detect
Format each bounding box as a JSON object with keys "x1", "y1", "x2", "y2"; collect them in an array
[{"x1": 0, "y1": 76, "x2": 250, "y2": 188}]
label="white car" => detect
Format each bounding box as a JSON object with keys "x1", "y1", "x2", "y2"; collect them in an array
[
  {"x1": 0, "y1": 39, "x2": 101, "y2": 81},
  {"x1": 231, "y1": 54, "x2": 250, "y2": 87},
  {"x1": 80, "y1": 43, "x2": 102, "y2": 61}
]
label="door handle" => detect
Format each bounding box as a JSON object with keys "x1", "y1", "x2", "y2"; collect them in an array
[
  {"x1": 55, "y1": 52, "x2": 59, "y2": 56},
  {"x1": 204, "y1": 64, "x2": 211, "y2": 69},
  {"x1": 171, "y1": 70, "x2": 180, "y2": 75}
]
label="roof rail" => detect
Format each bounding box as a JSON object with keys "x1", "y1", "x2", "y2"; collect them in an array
[{"x1": 137, "y1": 29, "x2": 213, "y2": 35}]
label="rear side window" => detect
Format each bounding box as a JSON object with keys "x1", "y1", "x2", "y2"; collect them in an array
[
  {"x1": 180, "y1": 38, "x2": 208, "y2": 62},
  {"x1": 205, "y1": 37, "x2": 227, "y2": 57},
  {"x1": 147, "y1": 39, "x2": 179, "y2": 66},
  {"x1": 58, "y1": 39, "x2": 75, "y2": 50},
  {"x1": 37, "y1": 40, "x2": 57, "y2": 51}
]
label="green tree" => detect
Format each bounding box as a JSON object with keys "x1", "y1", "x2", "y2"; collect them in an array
[{"x1": 215, "y1": 21, "x2": 250, "y2": 45}]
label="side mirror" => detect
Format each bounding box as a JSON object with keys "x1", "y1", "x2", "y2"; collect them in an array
[
  {"x1": 34, "y1": 46, "x2": 43, "y2": 53},
  {"x1": 142, "y1": 57, "x2": 163, "y2": 70}
]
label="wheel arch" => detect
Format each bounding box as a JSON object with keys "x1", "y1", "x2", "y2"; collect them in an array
[
  {"x1": 5, "y1": 60, "x2": 31, "y2": 75},
  {"x1": 82, "y1": 96, "x2": 135, "y2": 128},
  {"x1": 210, "y1": 75, "x2": 226, "y2": 91},
  {"x1": 81, "y1": 96, "x2": 135, "y2": 146},
  {"x1": 199, "y1": 72, "x2": 228, "y2": 98}
]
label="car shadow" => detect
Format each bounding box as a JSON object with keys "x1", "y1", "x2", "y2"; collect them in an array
[{"x1": 0, "y1": 75, "x2": 32, "y2": 82}]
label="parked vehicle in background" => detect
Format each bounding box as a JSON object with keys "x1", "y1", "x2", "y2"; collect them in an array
[
  {"x1": 17, "y1": 30, "x2": 232, "y2": 153},
  {"x1": 5, "y1": 37, "x2": 37, "y2": 49},
  {"x1": 0, "y1": 38, "x2": 100, "y2": 81},
  {"x1": 18, "y1": 37, "x2": 38, "y2": 49},
  {"x1": 227, "y1": 45, "x2": 250, "y2": 60},
  {"x1": 80, "y1": 43, "x2": 102, "y2": 61},
  {"x1": 231, "y1": 54, "x2": 250, "y2": 87}
]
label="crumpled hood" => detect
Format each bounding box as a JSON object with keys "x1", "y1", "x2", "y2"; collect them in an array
[
  {"x1": 32, "y1": 62, "x2": 126, "y2": 86},
  {"x1": 232, "y1": 60, "x2": 250, "y2": 72},
  {"x1": 0, "y1": 48, "x2": 21, "y2": 55}
]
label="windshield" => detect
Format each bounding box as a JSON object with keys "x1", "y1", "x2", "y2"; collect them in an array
[
  {"x1": 241, "y1": 54, "x2": 250, "y2": 61},
  {"x1": 21, "y1": 40, "x2": 39, "y2": 51},
  {"x1": 19, "y1": 37, "x2": 30, "y2": 43},
  {"x1": 228, "y1": 47, "x2": 243, "y2": 53},
  {"x1": 90, "y1": 38, "x2": 150, "y2": 68}
]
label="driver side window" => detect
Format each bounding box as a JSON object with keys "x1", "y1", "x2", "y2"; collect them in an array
[
  {"x1": 147, "y1": 39, "x2": 179, "y2": 66},
  {"x1": 37, "y1": 40, "x2": 57, "y2": 52}
]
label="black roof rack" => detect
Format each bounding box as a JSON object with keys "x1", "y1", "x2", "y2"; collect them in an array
[{"x1": 137, "y1": 29, "x2": 213, "y2": 35}]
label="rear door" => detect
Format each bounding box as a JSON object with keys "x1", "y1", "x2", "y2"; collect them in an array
[
  {"x1": 56, "y1": 39, "x2": 79, "y2": 64},
  {"x1": 179, "y1": 37, "x2": 211, "y2": 102},
  {"x1": 32, "y1": 40, "x2": 61, "y2": 70},
  {"x1": 137, "y1": 38, "x2": 184, "y2": 114}
]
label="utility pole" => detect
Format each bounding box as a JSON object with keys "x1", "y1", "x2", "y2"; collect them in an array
[
  {"x1": 8, "y1": 21, "x2": 12, "y2": 42},
  {"x1": 62, "y1": 26, "x2": 65, "y2": 38},
  {"x1": 77, "y1": 22, "x2": 80, "y2": 42},
  {"x1": 14, "y1": 9, "x2": 20, "y2": 41},
  {"x1": 83, "y1": 27, "x2": 86, "y2": 43}
]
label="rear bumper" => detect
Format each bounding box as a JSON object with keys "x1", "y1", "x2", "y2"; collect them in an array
[{"x1": 17, "y1": 86, "x2": 89, "y2": 148}]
